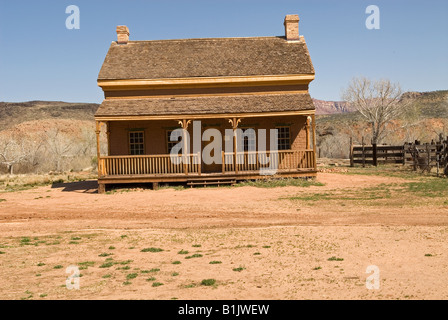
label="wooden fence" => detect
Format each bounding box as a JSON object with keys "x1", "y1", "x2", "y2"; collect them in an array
[{"x1": 349, "y1": 136, "x2": 448, "y2": 176}]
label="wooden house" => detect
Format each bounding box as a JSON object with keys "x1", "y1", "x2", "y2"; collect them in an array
[{"x1": 95, "y1": 14, "x2": 317, "y2": 192}]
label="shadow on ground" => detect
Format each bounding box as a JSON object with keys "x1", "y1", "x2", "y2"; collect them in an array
[{"x1": 51, "y1": 180, "x2": 99, "y2": 193}]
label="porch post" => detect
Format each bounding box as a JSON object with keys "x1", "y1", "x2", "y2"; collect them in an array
[
  {"x1": 106, "y1": 121, "x2": 111, "y2": 156},
  {"x1": 311, "y1": 114, "x2": 317, "y2": 170},
  {"x1": 95, "y1": 121, "x2": 101, "y2": 174},
  {"x1": 96, "y1": 120, "x2": 106, "y2": 194},
  {"x1": 177, "y1": 119, "x2": 191, "y2": 175},
  {"x1": 305, "y1": 116, "x2": 311, "y2": 150},
  {"x1": 228, "y1": 117, "x2": 241, "y2": 174}
]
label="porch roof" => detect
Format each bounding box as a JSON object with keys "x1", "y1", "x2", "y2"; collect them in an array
[{"x1": 95, "y1": 93, "x2": 315, "y2": 119}]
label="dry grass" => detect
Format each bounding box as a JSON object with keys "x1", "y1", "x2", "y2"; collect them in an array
[{"x1": 0, "y1": 172, "x2": 97, "y2": 192}]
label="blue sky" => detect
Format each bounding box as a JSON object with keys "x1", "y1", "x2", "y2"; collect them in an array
[{"x1": 0, "y1": 0, "x2": 447, "y2": 103}]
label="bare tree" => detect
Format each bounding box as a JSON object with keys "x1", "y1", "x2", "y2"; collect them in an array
[
  {"x1": 45, "y1": 128, "x2": 73, "y2": 172},
  {"x1": 342, "y1": 77, "x2": 411, "y2": 144},
  {"x1": 0, "y1": 133, "x2": 32, "y2": 174}
]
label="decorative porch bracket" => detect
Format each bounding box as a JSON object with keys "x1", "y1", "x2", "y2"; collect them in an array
[
  {"x1": 176, "y1": 119, "x2": 192, "y2": 175},
  {"x1": 228, "y1": 117, "x2": 242, "y2": 174}
]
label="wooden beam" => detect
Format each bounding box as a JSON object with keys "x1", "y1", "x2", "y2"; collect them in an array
[
  {"x1": 311, "y1": 114, "x2": 317, "y2": 170},
  {"x1": 97, "y1": 74, "x2": 316, "y2": 91},
  {"x1": 106, "y1": 121, "x2": 111, "y2": 156},
  {"x1": 95, "y1": 109, "x2": 316, "y2": 122},
  {"x1": 177, "y1": 119, "x2": 191, "y2": 175},
  {"x1": 95, "y1": 121, "x2": 101, "y2": 177},
  {"x1": 305, "y1": 116, "x2": 311, "y2": 150},
  {"x1": 228, "y1": 117, "x2": 242, "y2": 174}
]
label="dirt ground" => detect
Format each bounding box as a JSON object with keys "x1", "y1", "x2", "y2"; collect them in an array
[{"x1": 0, "y1": 172, "x2": 447, "y2": 300}]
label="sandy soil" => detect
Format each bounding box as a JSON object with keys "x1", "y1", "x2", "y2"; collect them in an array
[{"x1": 0, "y1": 172, "x2": 447, "y2": 300}]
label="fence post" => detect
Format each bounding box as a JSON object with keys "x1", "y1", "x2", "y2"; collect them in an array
[
  {"x1": 372, "y1": 143, "x2": 378, "y2": 167},
  {"x1": 349, "y1": 137, "x2": 354, "y2": 167},
  {"x1": 412, "y1": 144, "x2": 417, "y2": 171},
  {"x1": 362, "y1": 137, "x2": 366, "y2": 168},
  {"x1": 402, "y1": 144, "x2": 406, "y2": 165}
]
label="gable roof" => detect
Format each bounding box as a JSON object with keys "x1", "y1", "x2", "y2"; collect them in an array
[
  {"x1": 95, "y1": 93, "x2": 314, "y2": 119},
  {"x1": 98, "y1": 36, "x2": 315, "y2": 80}
]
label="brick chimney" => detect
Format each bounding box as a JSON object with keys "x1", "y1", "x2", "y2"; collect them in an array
[
  {"x1": 284, "y1": 15, "x2": 300, "y2": 40},
  {"x1": 116, "y1": 26, "x2": 130, "y2": 45}
]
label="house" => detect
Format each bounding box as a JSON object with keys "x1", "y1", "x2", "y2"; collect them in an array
[{"x1": 95, "y1": 14, "x2": 317, "y2": 193}]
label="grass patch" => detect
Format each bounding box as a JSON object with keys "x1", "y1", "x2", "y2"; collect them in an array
[
  {"x1": 152, "y1": 282, "x2": 164, "y2": 287},
  {"x1": 146, "y1": 277, "x2": 156, "y2": 282},
  {"x1": 185, "y1": 254, "x2": 203, "y2": 259},
  {"x1": 20, "y1": 237, "x2": 31, "y2": 244},
  {"x1": 149, "y1": 268, "x2": 160, "y2": 273},
  {"x1": 172, "y1": 261, "x2": 181, "y2": 265},
  {"x1": 171, "y1": 272, "x2": 179, "y2": 277},
  {"x1": 99, "y1": 262, "x2": 114, "y2": 268},
  {"x1": 141, "y1": 247, "x2": 164, "y2": 253},
  {"x1": 201, "y1": 279, "x2": 216, "y2": 286},
  {"x1": 209, "y1": 261, "x2": 222, "y2": 264},
  {"x1": 192, "y1": 244, "x2": 201, "y2": 248},
  {"x1": 232, "y1": 266, "x2": 245, "y2": 272},
  {"x1": 404, "y1": 179, "x2": 448, "y2": 198},
  {"x1": 116, "y1": 266, "x2": 131, "y2": 270},
  {"x1": 236, "y1": 177, "x2": 325, "y2": 188},
  {"x1": 98, "y1": 252, "x2": 113, "y2": 257},
  {"x1": 177, "y1": 249, "x2": 189, "y2": 255},
  {"x1": 126, "y1": 273, "x2": 138, "y2": 280},
  {"x1": 108, "y1": 246, "x2": 116, "y2": 250},
  {"x1": 281, "y1": 184, "x2": 395, "y2": 203},
  {"x1": 37, "y1": 262, "x2": 45, "y2": 267},
  {"x1": 102, "y1": 274, "x2": 112, "y2": 279},
  {"x1": 327, "y1": 256, "x2": 344, "y2": 261},
  {"x1": 78, "y1": 261, "x2": 95, "y2": 268},
  {"x1": 53, "y1": 265, "x2": 63, "y2": 269}
]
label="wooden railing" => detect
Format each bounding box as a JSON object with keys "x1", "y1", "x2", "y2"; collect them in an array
[
  {"x1": 98, "y1": 153, "x2": 201, "y2": 176},
  {"x1": 99, "y1": 150, "x2": 316, "y2": 177},
  {"x1": 223, "y1": 150, "x2": 315, "y2": 173}
]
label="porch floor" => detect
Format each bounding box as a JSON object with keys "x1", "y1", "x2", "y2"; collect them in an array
[{"x1": 98, "y1": 169, "x2": 317, "y2": 192}]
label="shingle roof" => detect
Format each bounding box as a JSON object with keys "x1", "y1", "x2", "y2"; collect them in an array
[
  {"x1": 98, "y1": 36, "x2": 315, "y2": 80},
  {"x1": 95, "y1": 93, "x2": 315, "y2": 118}
]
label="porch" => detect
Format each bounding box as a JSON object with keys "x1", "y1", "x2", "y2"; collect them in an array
[
  {"x1": 97, "y1": 149, "x2": 316, "y2": 192},
  {"x1": 94, "y1": 94, "x2": 318, "y2": 192}
]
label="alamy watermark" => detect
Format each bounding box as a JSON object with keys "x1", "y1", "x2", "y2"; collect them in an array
[
  {"x1": 167, "y1": 120, "x2": 282, "y2": 175},
  {"x1": 365, "y1": 5, "x2": 380, "y2": 30},
  {"x1": 66, "y1": 265, "x2": 80, "y2": 290},
  {"x1": 366, "y1": 265, "x2": 380, "y2": 289},
  {"x1": 65, "y1": 5, "x2": 80, "y2": 30}
]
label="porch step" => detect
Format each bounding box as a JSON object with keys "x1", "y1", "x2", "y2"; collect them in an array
[{"x1": 187, "y1": 178, "x2": 236, "y2": 187}]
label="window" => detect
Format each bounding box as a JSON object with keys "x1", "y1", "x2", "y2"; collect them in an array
[
  {"x1": 129, "y1": 131, "x2": 144, "y2": 155},
  {"x1": 242, "y1": 128, "x2": 256, "y2": 152},
  {"x1": 166, "y1": 130, "x2": 182, "y2": 154},
  {"x1": 276, "y1": 126, "x2": 290, "y2": 150}
]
